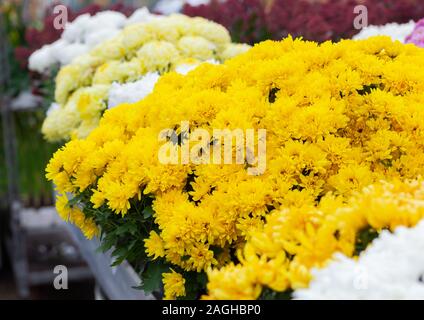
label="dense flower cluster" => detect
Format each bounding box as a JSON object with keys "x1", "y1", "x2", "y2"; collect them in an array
[
  {"x1": 42, "y1": 14, "x2": 249, "y2": 142},
  {"x1": 46, "y1": 37, "x2": 424, "y2": 299},
  {"x1": 406, "y1": 18, "x2": 424, "y2": 47},
  {"x1": 29, "y1": 8, "x2": 158, "y2": 73},
  {"x1": 294, "y1": 217, "x2": 424, "y2": 300},
  {"x1": 14, "y1": 2, "x2": 137, "y2": 70},
  {"x1": 205, "y1": 179, "x2": 424, "y2": 299},
  {"x1": 107, "y1": 59, "x2": 219, "y2": 109},
  {"x1": 55, "y1": 192, "x2": 99, "y2": 239},
  {"x1": 183, "y1": 0, "x2": 424, "y2": 44}
]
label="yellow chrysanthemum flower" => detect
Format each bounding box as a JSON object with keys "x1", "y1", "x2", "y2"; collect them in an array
[
  {"x1": 163, "y1": 270, "x2": 186, "y2": 300},
  {"x1": 43, "y1": 14, "x2": 250, "y2": 142},
  {"x1": 204, "y1": 178, "x2": 424, "y2": 299},
  {"x1": 55, "y1": 193, "x2": 99, "y2": 240},
  {"x1": 46, "y1": 37, "x2": 424, "y2": 298},
  {"x1": 144, "y1": 231, "x2": 166, "y2": 260}
]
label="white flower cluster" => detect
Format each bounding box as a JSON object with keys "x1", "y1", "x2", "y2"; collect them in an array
[
  {"x1": 155, "y1": 0, "x2": 211, "y2": 15},
  {"x1": 107, "y1": 72, "x2": 160, "y2": 109},
  {"x1": 107, "y1": 59, "x2": 218, "y2": 108},
  {"x1": 41, "y1": 13, "x2": 250, "y2": 142},
  {"x1": 294, "y1": 220, "x2": 424, "y2": 300},
  {"x1": 353, "y1": 21, "x2": 416, "y2": 43},
  {"x1": 29, "y1": 8, "x2": 159, "y2": 73}
]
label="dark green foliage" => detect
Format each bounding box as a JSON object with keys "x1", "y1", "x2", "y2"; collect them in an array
[
  {"x1": 259, "y1": 287, "x2": 293, "y2": 300},
  {"x1": 354, "y1": 226, "x2": 380, "y2": 256}
]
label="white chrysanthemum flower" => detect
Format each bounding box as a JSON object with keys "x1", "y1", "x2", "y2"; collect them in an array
[
  {"x1": 108, "y1": 72, "x2": 160, "y2": 109},
  {"x1": 125, "y1": 7, "x2": 160, "y2": 26},
  {"x1": 186, "y1": 0, "x2": 211, "y2": 5},
  {"x1": 64, "y1": 11, "x2": 126, "y2": 44},
  {"x1": 294, "y1": 220, "x2": 424, "y2": 300},
  {"x1": 155, "y1": 0, "x2": 210, "y2": 15},
  {"x1": 28, "y1": 45, "x2": 54, "y2": 73},
  {"x1": 11, "y1": 91, "x2": 42, "y2": 110},
  {"x1": 57, "y1": 42, "x2": 89, "y2": 66},
  {"x1": 84, "y1": 28, "x2": 121, "y2": 48},
  {"x1": 154, "y1": 0, "x2": 186, "y2": 15},
  {"x1": 29, "y1": 8, "x2": 156, "y2": 73},
  {"x1": 353, "y1": 21, "x2": 416, "y2": 43},
  {"x1": 108, "y1": 59, "x2": 219, "y2": 109},
  {"x1": 62, "y1": 13, "x2": 91, "y2": 43},
  {"x1": 85, "y1": 11, "x2": 127, "y2": 31},
  {"x1": 49, "y1": 38, "x2": 68, "y2": 54}
]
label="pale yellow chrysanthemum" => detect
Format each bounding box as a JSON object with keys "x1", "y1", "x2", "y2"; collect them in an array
[
  {"x1": 45, "y1": 15, "x2": 246, "y2": 142},
  {"x1": 219, "y1": 43, "x2": 251, "y2": 61},
  {"x1": 177, "y1": 36, "x2": 216, "y2": 61}
]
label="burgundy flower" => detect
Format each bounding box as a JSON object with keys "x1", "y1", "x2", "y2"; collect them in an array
[
  {"x1": 14, "y1": 47, "x2": 32, "y2": 69},
  {"x1": 183, "y1": 0, "x2": 424, "y2": 44}
]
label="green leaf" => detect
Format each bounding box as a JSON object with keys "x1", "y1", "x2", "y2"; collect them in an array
[
  {"x1": 176, "y1": 271, "x2": 207, "y2": 300},
  {"x1": 115, "y1": 224, "x2": 131, "y2": 235},
  {"x1": 127, "y1": 223, "x2": 138, "y2": 235},
  {"x1": 142, "y1": 206, "x2": 154, "y2": 219},
  {"x1": 110, "y1": 245, "x2": 131, "y2": 267},
  {"x1": 140, "y1": 261, "x2": 169, "y2": 294},
  {"x1": 354, "y1": 226, "x2": 380, "y2": 256},
  {"x1": 259, "y1": 287, "x2": 293, "y2": 300},
  {"x1": 97, "y1": 235, "x2": 116, "y2": 253},
  {"x1": 196, "y1": 272, "x2": 208, "y2": 288},
  {"x1": 67, "y1": 195, "x2": 81, "y2": 207}
]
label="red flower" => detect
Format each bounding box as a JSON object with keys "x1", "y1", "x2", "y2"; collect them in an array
[{"x1": 183, "y1": 0, "x2": 424, "y2": 44}]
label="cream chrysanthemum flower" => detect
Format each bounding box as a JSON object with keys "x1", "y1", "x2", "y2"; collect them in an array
[
  {"x1": 220, "y1": 43, "x2": 252, "y2": 60},
  {"x1": 177, "y1": 36, "x2": 216, "y2": 60}
]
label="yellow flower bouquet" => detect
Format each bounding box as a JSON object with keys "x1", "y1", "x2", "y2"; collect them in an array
[
  {"x1": 42, "y1": 14, "x2": 250, "y2": 142},
  {"x1": 46, "y1": 36, "x2": 424, "y2": 299}
]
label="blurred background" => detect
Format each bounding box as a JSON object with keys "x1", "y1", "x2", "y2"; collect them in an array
[
  {"x1": 0, "y1": 0, "x2": 423, "y2": 300},
  {"x1": 0, "y1": 0, "x2": 157, "y2": 300}
]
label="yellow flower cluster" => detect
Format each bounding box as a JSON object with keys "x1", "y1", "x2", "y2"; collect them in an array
[
  {"x1": 47, "y1": 36, "x2": 424, "y2": 297},
  {"x1": 56, "y1": 193, "x2": 99, "y2": 239},
  {"x1": 204, "y1": 178, "x2": 424, "y2": 299},
  {"x1": 42, "y1": 14, "x2": 250, "y2": 142}
]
